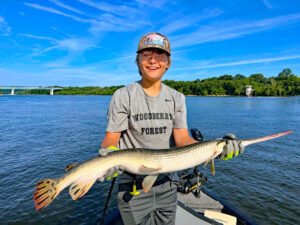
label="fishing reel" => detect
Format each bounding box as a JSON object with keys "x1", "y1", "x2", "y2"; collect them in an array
[
  {"x1": 177, "y1": 166, "x2": 207, "y2": 197},
  {"x1": 176, "y1": 128, "x2": 206, "y2": 196}
]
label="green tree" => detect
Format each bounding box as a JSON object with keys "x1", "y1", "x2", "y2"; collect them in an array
[
  {"x1": 234, "y1": 74, "x2": 246, "y2": 80},
  {"x1": 218, "y1": 74, "x2": 233, "y2": 80},
  {"x1": 277, "y1": 68, "x2": 293, "y2": 80},
  {"x1": 234, "y1": 88, "x2": 241, "y2": 95},
  {"x1": 250, "y1": 73, "x2": 265, "y2": 83}
]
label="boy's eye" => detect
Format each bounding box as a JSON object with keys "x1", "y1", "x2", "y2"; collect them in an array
[{"x1": 141, "y1": 52, "x2": 167, "y2": 61}]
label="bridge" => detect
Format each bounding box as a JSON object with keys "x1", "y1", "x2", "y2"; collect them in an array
[{"x1": 0, "y1": 87, "x2": 63, "y2": 95}]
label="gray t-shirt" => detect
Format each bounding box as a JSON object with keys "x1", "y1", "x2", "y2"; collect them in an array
[{"x1": 106, "y1": 80, "x2": 187, "y2": 183}]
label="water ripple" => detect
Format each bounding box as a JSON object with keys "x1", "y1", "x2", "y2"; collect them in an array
[{"x1": 0, "y1": 95, "x2": 299, "y2": 225}]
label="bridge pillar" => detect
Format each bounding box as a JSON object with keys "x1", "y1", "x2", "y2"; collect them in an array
[
  {"x1": 11, "y1": 88, "x2": 15, "y2": 95},
  {"x1": 50, "y1": 89, "x2": 54, "y2": 95}
]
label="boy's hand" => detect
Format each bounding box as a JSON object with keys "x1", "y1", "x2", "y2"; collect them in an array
[
  {"x1": 218, "y1": 134, "x2": 244, "y2": 160},
  {"x1": 98, "y1": 146, "x2": 124, "y2": 182}
]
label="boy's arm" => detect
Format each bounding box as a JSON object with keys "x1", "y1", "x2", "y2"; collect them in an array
[
  {"x1": 98, "y1": 132, "x2": 122, "y2": 182},
  {"x1": 101, "y1": 132, "x2": 121, "y2": 149},
  {"x1": 172, "y1": 128, "x2": 198, "y2": 147}
]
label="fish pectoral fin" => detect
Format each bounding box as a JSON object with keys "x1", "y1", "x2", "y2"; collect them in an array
[
  {"x1": 69, "y1": 178, "x2": 96, "y2": 200},
  {"x1": 142, "y1": 175, "x2": 158, "y2": 193},
  {"x1": 210, "y1": 159, "x2": 215, "y2": 175},
  {"x1": 139, "y1": 163, "x2": 161, "y2": 174},
  {"x1": 203, "y1": 157, "x2": 211, "y2": 168},
  {"x1": 203, "y1": 151, "x2": 219, "y2": 168},
  {"x1": 66, "y1": 163, "x2": 79, "y2": 172}
]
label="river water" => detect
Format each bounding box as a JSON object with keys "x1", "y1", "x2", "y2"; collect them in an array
[{"x1": 0, "y1": 95, "x2": 299, "y2": 225}]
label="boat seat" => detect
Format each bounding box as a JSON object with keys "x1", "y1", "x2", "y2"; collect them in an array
[
  {"x1": 176, "y1": 205, "x2": 216, "y2": 225},
  {"x1": 204, "y1": 210, "x2": 237, "y2": 225},
  {"x1": 177, "y1": 191, "x2": 223, "y2": 213}
]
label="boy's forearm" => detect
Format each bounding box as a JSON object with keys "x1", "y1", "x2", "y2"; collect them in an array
[
  {"x1": 173, "y1": 128, "x2": 198, "y2": 147},
  {"x1": 176, "y1": 136, "x2": 198, "y2": 147},
  {"x1": 101, "y1": 132, "x2": 121, "y2": 149}
]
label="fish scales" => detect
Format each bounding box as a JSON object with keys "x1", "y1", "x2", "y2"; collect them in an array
[
  {"x1": 105, "y1": 140, "x2": 221, "y2": 174},
  {"x1": 33, "y1": 130, "x2": 292, "y2": 210}
]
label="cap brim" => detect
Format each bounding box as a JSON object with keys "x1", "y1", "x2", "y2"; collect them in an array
[{"x1": 137, "y1": 46, "x2": 170, "y2": 55}]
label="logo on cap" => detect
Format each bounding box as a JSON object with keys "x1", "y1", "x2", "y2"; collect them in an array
[{"x1": 144, "y1": 34, "x2": 164, "y2": 47}]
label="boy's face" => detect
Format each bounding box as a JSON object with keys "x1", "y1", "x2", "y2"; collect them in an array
[{"x1": 139, "y1": 49, "x2": 171, "y2": 82}]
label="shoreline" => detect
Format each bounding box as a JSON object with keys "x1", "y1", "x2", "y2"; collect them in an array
[{"x1": 1, "y1": 94, "x2": 297, "y2": 97}]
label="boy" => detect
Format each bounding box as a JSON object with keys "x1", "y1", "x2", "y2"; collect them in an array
[{"x1": 100, "y1": 32, "x2": 243, "y2": 225}]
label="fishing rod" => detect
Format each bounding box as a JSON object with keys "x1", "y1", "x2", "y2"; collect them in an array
[{"x1": 98, "y1": 177, "x2": 116, "y2": 225}]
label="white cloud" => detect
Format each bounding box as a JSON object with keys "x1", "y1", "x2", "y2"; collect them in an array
[
  {"x1": 77, "y1": 0, "x2": 152, "y2": 32},
  {"x1": 175, "y1": 55, "x2": 300, "y2": 70},
  {"x1": 0, "y1": 16, "x2": 11, "y2": 36},
  {"x1": 24, "y1": 2, "x2": 95, "y2": 23},
  {"x1": 20, "y1": 33, "x2": 99, "y2": 55},
  {"x1": 171, "y1": 13, "x2": 300, "y2": 48},
  {"x1": 45, "y1": 37, "x2": 99, "y2": 52},
  {"x1": 77, "y1": 0, "x2": 137, "y2": 17},
  {"x1": 160, "y1": 8, "x2": 224, "y2": 34},
  {"x1": 49, "y1": 0, "x2": 90, "y2": 17},
  {"x1": 19, "y1": 33, "x2": 57, "y2": 41},
  {"x1": 89, "y1": 13, "x2": 151, "y2": 32},
  {"x1": 262, "y1": 0, "x2": 273, "y2": 9},
  {"x1": 133, "y1": 0, "x2": 169, "y2": 9},
  {"x1": 24, "y1": 1, "x2": 149, "y2": 33}
]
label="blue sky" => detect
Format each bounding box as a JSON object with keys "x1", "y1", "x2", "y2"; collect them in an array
[{"x1": 1, "y1": 0, "x2": 300, "y2": 86}]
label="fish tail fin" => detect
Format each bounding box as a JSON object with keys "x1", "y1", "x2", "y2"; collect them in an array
[
  {"x1": 69, "y1": 178, "x2": 97, "y2": 200},
  {"x1": 33, "y1": 179, "x2": 59, "y2": 210},
  {"x1": 241, "y1": 130, "x2": 292, "y2": 147}
]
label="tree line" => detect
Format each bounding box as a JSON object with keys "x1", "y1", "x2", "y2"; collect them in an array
[
  {"x1": 16, "y1": 85, "x2": 124, "y2": 95},
  {"x1": 10, "y1": 69, "x2": 300, "y2": 96},
  {"x1": 163, "y1": 68, "x2": 300, "y2": 96}
]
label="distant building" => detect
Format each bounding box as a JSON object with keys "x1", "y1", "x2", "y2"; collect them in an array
[{"x1": 246, "y1": 85, "x2": 253, "y2": 97}]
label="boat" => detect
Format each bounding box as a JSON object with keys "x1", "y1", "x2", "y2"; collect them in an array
[{"x1": 102, "y1": 169, "x2": 259, "y2": 225}]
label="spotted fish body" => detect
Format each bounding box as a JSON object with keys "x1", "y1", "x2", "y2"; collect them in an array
[{"x1": 33, "y1": 130, "x2": 292, "y2": 210}]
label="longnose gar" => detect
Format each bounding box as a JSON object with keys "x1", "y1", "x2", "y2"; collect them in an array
[{"x1": 33, "y1": 130, "x2": 292, "y2": 210}]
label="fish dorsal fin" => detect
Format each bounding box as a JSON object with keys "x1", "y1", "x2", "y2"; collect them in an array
[
  {"x1": 142, "y1": 175, "x2": 158, "y2": 193},
  {"x1": 66, "y1": 163, "x2": 79, "y2": 172},
  {"x1": 69, "y1": 178, "x2": 96, "y2": 200},
  {"x1": 210, "y1": 159, "x2": 215, "y2": 175}
]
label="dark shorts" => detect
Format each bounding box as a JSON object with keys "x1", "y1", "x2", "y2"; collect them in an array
[{"x1": 117, "y1": 178, "x2": 177, "y2": 225}]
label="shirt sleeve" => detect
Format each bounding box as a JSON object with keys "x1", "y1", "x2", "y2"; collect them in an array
[
  {"x1": 106, "y1": 89, "x2": 129, "y2": 132},
  {"x1": 173, "y1": 93, "x2": 188, "y2": 129}
]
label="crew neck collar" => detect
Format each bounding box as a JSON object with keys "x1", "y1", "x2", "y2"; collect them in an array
[{"x1": 137, "y1": 80, "x2": 164, "y2": 100}]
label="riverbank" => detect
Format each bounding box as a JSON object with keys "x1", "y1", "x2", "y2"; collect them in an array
[{"x1": 1, "y1": 69, "x2": 299, "y2": 97}]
